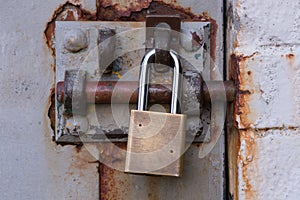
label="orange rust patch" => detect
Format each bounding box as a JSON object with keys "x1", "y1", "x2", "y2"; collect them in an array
[
  {"x1": 98, "y1": 0, "x2": 192, "y2": 17},
  {"x1": 100, "y1": 164, "x2": 122, "y2": 200},
  {"x1": 238, "y1": 130, "x2": 258, "y2": 199},
  {"x1": 97, "y1": 1, "x2": 214, "y2": 21},
  {"x1": 286, "y1": 53, "x2": 295, "y2": 67},
  {"x1": 99, "y1": 0, "x2": 153, "y2": 16},
  {"x1": 229, "y1": 53, "x2": 258, "y2": 128},
  {"x1": 44, "y1": 86, "x2": 56, "y2": 141},
  {"x1": 47, "y1": 87, "x2": 55, "y2": 138},
  {"x1": 67, "y1": 147, "x2": 99, "y2": 183},
  {"x1": 69, "y1": 146, "x2": 97, "y2": 172},
  {"x1": 98, "y1": 143, "x2": 127, "y2": 168},
  {"x1": 99, "y1": 143, "x2": 128, "y2": 200},
  {"x1": 97, "y1": 1, "x2": 218, "y2": 64},
  {"x1": 285, "y1": 53, "x2": 294, "y2": 60},
  {"x1": 226, "y1": 104, "x2": 240, "y2": 199}
]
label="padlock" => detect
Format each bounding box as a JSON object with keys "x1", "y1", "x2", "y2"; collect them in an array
[{"x1": 125, "y1": 49, "x2": 186, "y2": 177}]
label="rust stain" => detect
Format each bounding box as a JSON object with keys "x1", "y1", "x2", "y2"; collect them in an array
[
  {"x1": 44, "y1": 2, "x2": 96, "y2": 57},
  {"x1": 97, "y1": 1, "x2": 210, "y2": 21},
  {"x1": 98, "y1": 143, "x2": 162, "y2": 200},
  {"x1": 44, "y1": 89, "x2": 99, "y2": 197},
  {"x1": 47, "y1": 87, "x2": 56, "y2": 139},
  {"x1": 97, "y1": 1, "x2": 218, "y2": 63},
  {"x1": 99, "y1": 143, "x2": 128, "y2": 200},
  {"x1": 99, "y1": 0, "x2": 181, "y2": 17},
  {"x1": 286, "y1": 53, "x2": 295, "y2": 66},
  {"x1": 69, "y1": 146, "x2": 98, "y2": 173},
  {"x1": 238, "y1": 130, "x2": 258, "y2": 200},
  {"x1": 226, "y1": 114, "x2": 240, "y2": 199},
  {"x1": 100, "y1": 164, "x2": 118, "y2": 200},
  {"x1": 285, "y1": 53, "x2": 294, "y2": 59},
  {"x1": 229, "y1": 52, "x2": 258, "y2": 128},
  {"x1": 191, "y1": 31, "x2": 203, "y2": 48},
  {"x1": 99, "y1": 0, "x2": 152, "y2": 17},
  {"x1": 97, "y1": 143, "x2": 127, "y2": 168},
  {"x1": 146, "y1": 178, "x2": 160, "y2": 200}
]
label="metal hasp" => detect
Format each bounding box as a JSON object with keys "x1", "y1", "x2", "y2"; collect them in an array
[
  {"x1": 146, "y1": 15, "x2": 181, "y2": 73},
  {"x1": 55, "y1": 20, "x2": 217, "y2": 144},
  {"x1": 125, "y1": 49, "x2": 186, "y2": 177}
]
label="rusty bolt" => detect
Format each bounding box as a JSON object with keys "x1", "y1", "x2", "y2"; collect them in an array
[
  {"x1": 64, "y1": 29, "x2": 88, "y2": 52},
  {"x1": 65, "y1": 115, "x2": 89, "y2": 136}
]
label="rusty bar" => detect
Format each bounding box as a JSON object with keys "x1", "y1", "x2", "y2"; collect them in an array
[
  {"x1": 203, "y1": 81, "x2": 236, "y2": 102},
  {"x1": 57, "y1": 80, "x2": 235, "y2": 104},
  {"x1": 57, "y1": 81, "x2": 171, "y2": 104}
]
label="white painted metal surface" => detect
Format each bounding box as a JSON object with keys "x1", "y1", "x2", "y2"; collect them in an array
[{"x1": 228, "y1": 0, "x2": 300, "y2": 199}]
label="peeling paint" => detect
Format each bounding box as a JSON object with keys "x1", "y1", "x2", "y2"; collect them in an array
[
  {"x1": 230, "y1": 52, "x2": 258, "y2": 129},
  {"x1": 226, "y1": 103, "x2": 240, "y2": 200},
  {"x1": 238, "y1": 130, "x2": 257, "y2": 199},
  {"x1": 47, "y1": 87, "x2": 56, "y2": 139},
  {"x1": 97, "y1": 0, "x2": 195, "y2": 19},
  {"x1": 96, "y1": 1, "x2": 218, "y2": 64}
]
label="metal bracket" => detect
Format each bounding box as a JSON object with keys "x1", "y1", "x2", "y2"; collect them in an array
[
  {"x1": 146, "y1": 15, "x2": 181, "y2": 72},
  {"x1": 54, "y1": 19, "x2": 227, "y2": 144}
]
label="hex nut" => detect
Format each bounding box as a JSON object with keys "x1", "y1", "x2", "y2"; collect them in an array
[{"x1": 64, "y1": 29, "x2": 88, "y2": 52}]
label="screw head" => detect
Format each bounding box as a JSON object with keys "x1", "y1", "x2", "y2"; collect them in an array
[{"x1": 64, "y1": 29, "x2": 88, "y2": 52}]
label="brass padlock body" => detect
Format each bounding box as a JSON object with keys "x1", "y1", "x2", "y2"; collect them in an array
[
  {"x1": 125, "y1": 49, "x2": 186, "y2": 177},
  {"x1": 125, "y1": 110, "x2": 186, "y2": 177}
]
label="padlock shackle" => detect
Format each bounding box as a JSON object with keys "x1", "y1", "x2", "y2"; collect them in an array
[{"x1": 138, "y1": 49, "x2": 182, "y2": 114}]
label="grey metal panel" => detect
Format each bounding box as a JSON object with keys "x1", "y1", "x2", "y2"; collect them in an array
[{"x1": 0, "y1": 0, "x2": 99, "y2": 199}]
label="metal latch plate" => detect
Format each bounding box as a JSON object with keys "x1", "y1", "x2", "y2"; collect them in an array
[{"x1": 55, "y1": 21, "x2": 211, "y2": 143}]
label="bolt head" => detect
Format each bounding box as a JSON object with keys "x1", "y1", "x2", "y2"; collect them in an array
[{"x1": 64, "y1": 29, "x2": 88, "y2": 52}]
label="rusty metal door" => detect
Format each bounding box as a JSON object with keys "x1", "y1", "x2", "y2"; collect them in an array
[{"x1": 0, "y1": 0, "x2": 226, "y2": 199}]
